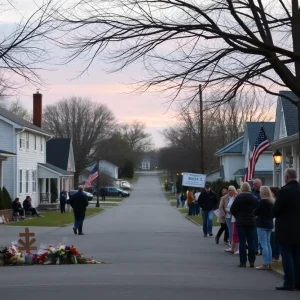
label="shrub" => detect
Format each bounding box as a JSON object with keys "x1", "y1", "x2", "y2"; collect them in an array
[{"x1": 2, "y1": 187, "x2": 12, "y2": 209}]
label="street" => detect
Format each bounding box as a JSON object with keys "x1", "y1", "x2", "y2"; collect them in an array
[{"x1": 0, "y1": 172, "x2": 298, "y2": 300}]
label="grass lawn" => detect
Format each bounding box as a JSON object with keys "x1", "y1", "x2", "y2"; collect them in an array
[
  {"x1": 93, "y1": 197, "x2": 123, "y2": 202},
  {"x1": 178, "y1": 207, "x2": 219, "y2": 226},
  {"x1": 165, "y1": 192, "x2": 175, "y2": 201},
  {"x1": 7, "y1": 208, "x2": 103, "y2": 227},
  {"x1": 100, "y1": 203, "x2": 118, "y2": 207},
  {"x1": 272, "y1": 261, "x2": 283, "y2": 272},
  {"x1": 170, "y1": 201, "x2": 177, "y2": 206}
]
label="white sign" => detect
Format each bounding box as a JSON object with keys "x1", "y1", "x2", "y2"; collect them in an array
[{"x1": 182, "y1": 172, "x2": 206, "y2": 188}]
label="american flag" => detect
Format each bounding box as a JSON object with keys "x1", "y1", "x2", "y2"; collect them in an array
[
  {"x1": 244, "y1": 126, "x2": 271, "y2": 182},
  {"x1": 84, "y1": 163, "x2": 99, "y2": 188}
]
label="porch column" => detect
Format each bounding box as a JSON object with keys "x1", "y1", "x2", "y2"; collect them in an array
[
  {"x1": 41, "y1": 178, "x2": 46, "y2": 193},
  {"x1": 281, "y1": 147, "x2": 286, "y2": 186},
  {"x1": 47, "y1": 178, "x2": 51, "y2": 200},
  {"x1": 57, "y1": 176, "x2": 61, "y2": 201}
]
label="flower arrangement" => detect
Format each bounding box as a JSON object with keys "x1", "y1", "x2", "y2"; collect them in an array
[{"x1": 0, "y1": 241, "x2": 106, "y2": 266}]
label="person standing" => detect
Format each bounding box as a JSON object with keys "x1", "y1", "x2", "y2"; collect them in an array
[
  {"x1": 59, "y1": 190, "x2": 67, "y2": 213},
  {"x1": 100, "y1": 186, "x2": 106, "y2": 201},
  {"x1": 230, "y1": 182, "x2": 258, "y2": 268},
  {"x1": 215, "y1": 187, "x2": 230, "y2": 245},
  {"x1": 198, "y1": 183, "x2": 218, "y2": 237},
  {"x1": 194, "y1": 189, "x2": 201, "y2": 216},
  {"x1": 254, "y1": 186, "x2": 274, "y2": 270},
  {"x1": 270, "y1": 187, "x2": 280, "y2": 262},
  {"x1": 70, "y1": 185, "x2": 89, "y2": 235},
  {"x1": 252, "y1": 178, "x2": 262, "y2": 255},
  {"x1": 272, "y1": 168, "x2": 300, "y2": 291},
  {"x1": 187, "y1": 188, "x2": 195, "y2": 216}
]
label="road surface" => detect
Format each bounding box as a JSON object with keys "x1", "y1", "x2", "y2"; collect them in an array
[{"x1": 0, "y1": 172, "x2": 298, "y2": 299}]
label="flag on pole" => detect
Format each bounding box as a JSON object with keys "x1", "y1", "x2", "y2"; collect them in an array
[
  {"x1": 244, "y1": 126, "x2": 271, "y2": 182},
  {"x1": 84, "y1": 163, "x2": 99, "y2": 188}
]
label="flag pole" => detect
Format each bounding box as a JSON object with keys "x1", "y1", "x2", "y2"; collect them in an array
[{"x1": 96, "y1": 159, "x2": 100, "y2": 208}]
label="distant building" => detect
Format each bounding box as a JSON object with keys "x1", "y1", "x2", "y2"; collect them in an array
[{"x1": 141, "y1": 158, "x2": 151, "y2": 170}]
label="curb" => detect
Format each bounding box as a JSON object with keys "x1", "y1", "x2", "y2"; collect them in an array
[
  {"x1": 271, "y1": 267, "x2": 283, "y2": 277},
  {"x1": 185, "y1": 215, "x2": 201, "y2": 227}
]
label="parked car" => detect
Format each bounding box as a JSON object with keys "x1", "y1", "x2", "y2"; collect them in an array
[
  {"x1": 93, "y1": 187, "x2": 130, "y2": 197},
  {"x1": 121, "y1": 181, "x2": 131, "y2": 190},
  {"x1": 69, "y1": 190, "x2": 93, "y2": 201}
]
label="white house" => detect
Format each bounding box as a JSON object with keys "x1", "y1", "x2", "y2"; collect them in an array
[
  {"x1": 215, "y1": 122, "x2": 275, "y2": 186},
  {"x1": 141, "y1": 158, "x2": 151, "y2": 170},
  {"x1": 272, "y1": 91, "x2": 299, "y2": 187},
  {"x1": 79, "y1": 160, "x2": 118, "y2": 185},
  {"x1": 0, "y1": 92, "x2": 73, "y2": 207}
]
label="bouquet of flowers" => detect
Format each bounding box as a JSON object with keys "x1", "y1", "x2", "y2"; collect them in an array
[{"x1": 6, "y1": 242, "x2": 25, "y2": 265}]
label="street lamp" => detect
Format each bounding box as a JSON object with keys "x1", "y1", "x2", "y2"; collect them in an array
[{"x1": 273, "y1": 150, "x2": 283, "y2": 166}]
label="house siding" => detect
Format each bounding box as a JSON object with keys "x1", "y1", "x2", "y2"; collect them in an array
[
  {"x1": 222, "y1": 155, "x2": 244, "y2": 181},
  {"x1": 1, "y1": 120, "x2": 15, "y2": 197},
  {"x1": 16, "y1": 131, "x2": 46, "y2": 207}
]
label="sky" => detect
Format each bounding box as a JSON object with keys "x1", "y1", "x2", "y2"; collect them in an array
[{"x1": 2, "y1": 0, "x2": 178, "y2": 148}]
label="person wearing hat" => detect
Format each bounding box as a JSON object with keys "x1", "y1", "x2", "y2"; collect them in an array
[
  {"x1": 198, "y1": 183, "x2": 218, "y2": 237},
  {"x1": 70, "y1": 185, "x2": 89, "y2": 235}
]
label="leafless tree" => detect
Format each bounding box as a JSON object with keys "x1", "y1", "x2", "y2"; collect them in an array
[
  {"x1": 0, "y1": 99, "x2": 32, "y2": 121},
  {"x1": 0, "y1": 0, "x2": 60, "y2": 92},
  {"x1": 43, "y1": 97, "x2": 115, "y2": 185},
  {"x1": 163, "y1": 96, "x2": 274, "y2": 172},
  {"x1": 58, "y1": 0, "x2": 300, "y2": 106},
  {"x1": 119, "y1": 120, "x2": 153, "y2": 152}
]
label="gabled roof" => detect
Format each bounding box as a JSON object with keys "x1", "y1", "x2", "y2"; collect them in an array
[
  {"x1": 0, "y1": 149, "x2": 16, "y2": 158},
  {"x1": 0, "y1": 106, "x2": 50, "y2": 136},
  {"x1": 38, "y1": 163, "x2": 71, "y2": 176},
  {"x1": 215, "y1": 136, "x2": 244, "y2": 156},
  {"x1": 279, "y1": 91, "x2": 298, "y2": 136},
  {"x1": 233, "y1": 168, "x2": 273, "y2": 176},
  {"x1": 246, "y1": 122, "x2": 275, "y2": 150},
  {"x1": 46, "y1": 138, "x2": 71, "y2": 170}
]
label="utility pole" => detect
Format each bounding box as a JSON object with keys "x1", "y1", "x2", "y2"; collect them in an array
[
  {"x1": 199, "y1": 84, "x2": 204, "y2": 174},
  {"x1": 96, "y1": 159, "x2": 100, "y2": 208}
]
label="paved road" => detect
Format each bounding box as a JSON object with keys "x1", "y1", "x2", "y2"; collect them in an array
[{"x1": 0, "y1": 173, "x2": 298, "y2": 299}]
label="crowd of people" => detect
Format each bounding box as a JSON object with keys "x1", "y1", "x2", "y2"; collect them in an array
[{"x1": 177, "y1": 168, "x2": 300, "y2": 292}]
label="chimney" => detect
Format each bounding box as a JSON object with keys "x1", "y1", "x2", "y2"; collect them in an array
[{"x1": 33, "y1": 91, "x2": 42, "y2": 128}]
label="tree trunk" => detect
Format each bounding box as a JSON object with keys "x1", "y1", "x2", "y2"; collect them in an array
[{"x1": 292, "y1": 1, "x2": 300, "y2": 174}]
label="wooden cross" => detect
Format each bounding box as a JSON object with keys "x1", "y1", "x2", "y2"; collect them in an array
[{"x1": 18, "y1": 228, "x2": 37, "y2": 252}]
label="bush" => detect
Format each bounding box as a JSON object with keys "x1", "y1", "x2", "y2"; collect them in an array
[
  {"x1": 207, "y1": 179, "x2": 240, "y2": 201},
  {"x1": 2, "y1": 187, "x2": 12, "y2": 209},
  {"x1": 0, "y1": 187, "x2": 4, "y2": 210}
]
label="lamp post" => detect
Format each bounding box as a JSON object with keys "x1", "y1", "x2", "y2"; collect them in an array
[{"x1": 273, "y1": 150, "x2": 283, "y2": 166}]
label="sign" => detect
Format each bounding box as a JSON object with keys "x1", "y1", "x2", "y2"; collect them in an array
[{"x1": 182, "y1": 172, "x2": 206, "y2": 188}]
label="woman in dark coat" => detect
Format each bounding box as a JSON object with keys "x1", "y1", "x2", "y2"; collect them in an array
[{"x1": 230, "y1": 182, "x2": 258, "y2": 268}]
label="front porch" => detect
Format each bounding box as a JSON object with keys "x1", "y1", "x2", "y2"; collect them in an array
[
  {"x1": 272, "y1": 134, "x2": 299, "y2": 187},
  {"x1": 0, "y1": 150, "x2": 16, "y2": 189},
  {"x1": 38, "y1": 163, "x2": 73, "y2": 204}
]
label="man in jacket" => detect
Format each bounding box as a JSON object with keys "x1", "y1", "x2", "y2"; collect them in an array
[
  {"x1": 252, "y1": 178, "x2": 262, "y2": 255},
  {"x1": 273, "y1": 168, "x2": 300, "y2": 291},
  {"x1": 198, "y1": 184, "x2": 218, "y2": 237},
  {"x1": 70, "y1": 185, "x2": 89, "y2": 235}
]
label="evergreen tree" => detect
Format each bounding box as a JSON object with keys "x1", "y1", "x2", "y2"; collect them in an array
[
  {"x1": 0, "y1": 187, "x2": 4, "y2": 210},
  {"x1": 2, "y1": 187, "x2": 12, "y2": 209}
]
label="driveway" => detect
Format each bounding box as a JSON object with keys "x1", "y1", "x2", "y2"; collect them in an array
[{"x1": 0, "y1": 173, "x2": 298, "y2": 300}]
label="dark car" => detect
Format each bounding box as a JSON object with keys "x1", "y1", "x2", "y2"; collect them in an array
[
  {"x1": 93, "y1": 187, "x2": 130, "y2": 197},
  {"x1": 69, "y1": 190, "x2": 93, "y2": 201}
]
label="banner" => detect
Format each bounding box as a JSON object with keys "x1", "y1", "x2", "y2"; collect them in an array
[{"x1": 182, "y1": 172, "x2": 206, "y2": 188}]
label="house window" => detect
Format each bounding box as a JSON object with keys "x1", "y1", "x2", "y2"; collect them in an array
[
  {"x1": 34, "y1": 135, "x2": 37, "y2": 151},
  {"x1": 19, "y1": 134, "x2": 26, "y2": 149},
  {"x1": 19, "y1": 169, "x2": 23, "y2": 194},
  {"x1": 32, "y1": 170, "x2": 36, "y2": 193},
  {"x1": 26, "y1": 133, "x2": 30, "y2": 150},
  {"x1": 26, "y1": 170, "x2": 29, "y2": 193},
  {"x1": 40, "y1": 137, "x2": 43, "y2": 152}
]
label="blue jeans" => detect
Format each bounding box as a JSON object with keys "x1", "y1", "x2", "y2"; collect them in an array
[
  {"x1": 188, "y1": 203, "x2": 195, "y2": 216},
  {"x1": 181, "y1": 200, "x2": 185, "y2": 207},
  {"x1": 74, "y1": 212, "x2": 85, "y2": 233},
  {"x1": 176, "y1": 197, "x2": 180, "y2": 208},
  {"x1": 202, "y1": 210, "x2": 214, "y2": 235},
  {"x1": 271, "y1": 232, "x2": 280, "y2": 260},
  {"x1": 257, "y1": 228, "x2": 272, "y2": 265},
  {"x1": 280, "y1": 244, "x2": 300, "y2": 288},
  {"x1": 237, "y1": 226, "x2": 256, "y2": 265},
  {"x1": 226, "y1": 218, "x2": 232, "y2": 244},
  {"x1": 195, "y1": 203, "x2": 200, "y2": 215}
]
